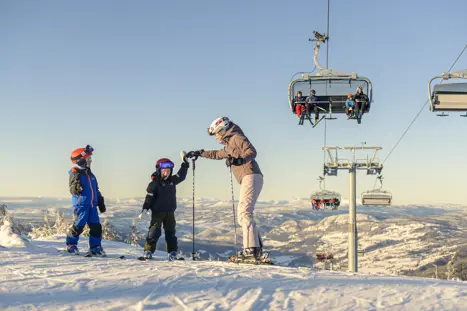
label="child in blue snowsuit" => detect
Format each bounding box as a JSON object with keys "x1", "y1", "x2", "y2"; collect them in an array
[
  {"x1": 345, "y1": 94, "x2": 355, "y2": 119},
  {"x1": 66, "y1": 145, "x2": 106, "y2": 255}
]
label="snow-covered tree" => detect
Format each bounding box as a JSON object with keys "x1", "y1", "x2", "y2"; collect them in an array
[
  {"x1": 30, "y1": 210, "x2": 53, "y2": 238},
  {"x1": 52, "y1": 210, "x2": 69, "y2": 235},
  {"x1": 125, "y1": 219, "x2": 142, "y2": 246},
  {"x1": 102, "y1": 218, "x2": 123, "y2": 241},
  {"x1": 0, "y1": 204, "x2": 26, "y2": 235}
]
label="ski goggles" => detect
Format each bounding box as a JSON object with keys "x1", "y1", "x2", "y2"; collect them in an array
[
  {"x1": 159, "y1": 161, "x2": 174, "y2": 169},
  {"x1": 85, "y1": 145, "x2": 94, "y2": 154},
  {"x1": 71, "y1": 145, "x2": 94, "y2": 162}
]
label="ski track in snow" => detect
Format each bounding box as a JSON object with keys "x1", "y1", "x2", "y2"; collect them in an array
[{"x1": 1, "y1": 236, "x2": 467, "y2": 311}]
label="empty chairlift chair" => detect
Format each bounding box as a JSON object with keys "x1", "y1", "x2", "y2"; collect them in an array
[
  {"x1": 361, "y1": 175, "x2": 392, "y2": 206},
  {"x1": 428, "y1": 70, "x2": 467, "y2": 116}
]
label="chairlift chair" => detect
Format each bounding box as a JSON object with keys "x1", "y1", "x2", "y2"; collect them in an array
[
  {"x1": 428, "y1": 70, "x2": 467, "y2": 116},
  {"x1": 361, "y1": 175, "x2": 392, "y2": 206},
  {"x1": 289, "y1": 32, "x2": 373, "y2": 126},
  {"x1": 310, "y1": 176, "x2": 342, "y2": 210}
]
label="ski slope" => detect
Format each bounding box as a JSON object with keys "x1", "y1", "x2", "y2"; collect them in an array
[
  {"x1": 3, "y1": 197, "x2": 467, "y2": 275},
  {"x1": 1, "y1": 235, "x2": 466, "y2": 311}
]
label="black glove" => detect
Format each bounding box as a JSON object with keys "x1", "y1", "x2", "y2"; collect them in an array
[
  {"x1": 97, "y1": 196, "x2": 106, "y2": 213},
  {"x1": 186, "y1": 150, "x2": 204, "y2": 159},
  {"x1": 226, "y1": 156, "x2": 245, "y2": 167},
  {"x1": 142, "y1": 195, "x2": 153, "y2": 210}
]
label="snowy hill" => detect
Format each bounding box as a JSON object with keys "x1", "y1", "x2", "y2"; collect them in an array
[
  {"x1": 2, "y1": 197, "x2": 467, "y2": 278},
  {"x1": 1, "y1": 235, "x2": 466, "y2": 311}
]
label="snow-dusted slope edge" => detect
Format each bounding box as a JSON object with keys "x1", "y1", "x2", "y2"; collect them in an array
[{"x1": 1, "y1": 236, "x2": 466, "y2": 311}]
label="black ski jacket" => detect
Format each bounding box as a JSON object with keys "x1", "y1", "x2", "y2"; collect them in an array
[{"x1": 142, "y1": 162, "x2": 188, "y2": 213}]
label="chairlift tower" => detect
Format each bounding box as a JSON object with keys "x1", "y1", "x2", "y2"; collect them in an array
[{"x1": 322, "y1": 146, "x2": 383, "y2": 273}]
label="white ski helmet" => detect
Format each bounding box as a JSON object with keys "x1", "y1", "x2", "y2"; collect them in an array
[{"x1": 208, "y1": 117, "x2": 230, "y2": 136}]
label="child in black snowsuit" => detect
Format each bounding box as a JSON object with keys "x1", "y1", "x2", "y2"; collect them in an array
[{"x1": 141, "y1": 154, "x2": 189, "y2": 260}]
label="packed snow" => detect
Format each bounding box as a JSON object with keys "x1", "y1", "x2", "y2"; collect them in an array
[
  {"x1": 1, "y1": 235, "x2": 467, "y2": 311},
  {"x1": 1, "y1": 197, "x2": 467, "y2": 310}
]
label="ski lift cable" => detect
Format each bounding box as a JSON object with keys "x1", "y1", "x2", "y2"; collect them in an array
[{"x1": 372, "y1": 44, "x2": 467, "y2": 189}]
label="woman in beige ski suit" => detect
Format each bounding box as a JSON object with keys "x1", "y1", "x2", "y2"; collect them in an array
[{"x1": 189, "y1": 117, "x2": 264, "y2": 259}]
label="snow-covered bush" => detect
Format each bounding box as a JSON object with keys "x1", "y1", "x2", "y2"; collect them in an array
[
  {"x1": 125, "y1": 219, "x2": 143, "y2": 246},
  {"x1": 0, "y1": 205, "x2": 30, "y2": 248},
  {"x1": 29, "y1": 210, "x2": 53, "y2": 238},
  {"x1": 0, "y1": 204, "x2": 27, "y2": 235},
  {"x1": 102, "y1": 218, "x2": 123, "y2": 241}
]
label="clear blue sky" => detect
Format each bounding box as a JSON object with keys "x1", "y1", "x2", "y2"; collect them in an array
[{"x1": 1, "y1": 0, "x2": 466, "y2": 204}]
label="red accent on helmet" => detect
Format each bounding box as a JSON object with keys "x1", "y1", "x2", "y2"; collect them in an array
[
  {"x1": 70, "y1": 148, "x2": 92, "y2": 164},
  {"x1": 156, "y1": 158, "x2": 173, "y2": 168}
]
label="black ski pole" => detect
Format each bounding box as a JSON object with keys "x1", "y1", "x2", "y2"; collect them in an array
[
  {"x1": 229, "y1": 165, "x2": 239, "y2": 257},
  {"x1": 192, "y1": 158, "x2": 197, "y2": 260}
]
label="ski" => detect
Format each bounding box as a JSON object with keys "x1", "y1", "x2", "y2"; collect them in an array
[
  {"x1": 57, "y1": 249, "x2": 125, "y2": 259},
  {"x1": 312, "y1": 116, "x2": 326, "y2": 128},
  {"x1": 136, "y1": 256, "x2": 185, "y2": 261},
  {"x1": 357, "y1": 110, "x2": 363, "y2": 124},
  {"x1": 227, "y1": 255, "x2": 274, "y2": 265},
  {"x1": 227, "y1": 251, "x2": 274, "y2": 265}
]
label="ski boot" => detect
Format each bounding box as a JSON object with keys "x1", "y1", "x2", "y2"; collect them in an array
[
  {"x1": 242, "y1": 247, "x2": 262, "y2": 258},
  {"x1": 229, "y1": 247, "x2": 272, "y2": 265},
  {"x1": 85, "y1": 245, "x2": 106, "y2": 257},
  {"x1": 137, "y1": 250, "x2": 153, "y2": 261},
  {"x1": 168, "y1": 251, "x2": 184, "y2": 261},
  {"x1": 66, "y1": 244, "x2": 79, "y2": 254},
  {"x1": 143, "y1": 250, "x2": 153, "y2": 260}
]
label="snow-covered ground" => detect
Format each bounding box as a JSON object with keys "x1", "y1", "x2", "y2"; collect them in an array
[
  {"x1": 1, "y1": 235, "x2": 466, "y2": 311},
  {"x1": 3, "y1": 197, "x2": 467, "y2": 275}
]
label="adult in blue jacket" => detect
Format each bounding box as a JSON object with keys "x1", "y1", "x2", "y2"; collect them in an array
[{"x1": 66, "y1": 145, "x2": 106, "y2": 255}]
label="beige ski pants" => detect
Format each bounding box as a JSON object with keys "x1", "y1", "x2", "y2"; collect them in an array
[{"x1": 238, "y1": 174, "x2": 263, "y2": 248}]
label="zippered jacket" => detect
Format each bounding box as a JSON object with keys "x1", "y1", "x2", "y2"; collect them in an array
[{"x1": 69, "y1": 167, "x2": 102, "y2": 210}]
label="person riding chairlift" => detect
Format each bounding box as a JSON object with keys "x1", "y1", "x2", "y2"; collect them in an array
[
  {"x1": 292, "y1": 91, "x2": 307, "y2": 118},
  {"x1": 344, "y1": 94, "x2": 355, "y2": 119},
  {"x1": 354, "y1": 87, "x2": 369, "y2": 115},
  {"x1": 305, "y1": 89, "x2": 320, "y2": 124}
]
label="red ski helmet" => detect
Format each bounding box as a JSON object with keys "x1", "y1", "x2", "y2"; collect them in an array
[
  {"x1": 156, "y1": 158, "x2": 174, "y2": 169},
  {"x1": 70, "y1": 145, "x2": 94, "y2": 166},
  {"x1": 152, "y1": 158, "x2": 174, "y2": 180}
]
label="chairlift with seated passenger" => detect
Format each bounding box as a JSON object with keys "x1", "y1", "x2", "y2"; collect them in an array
[
  {"x1": 428, "y1": 70, "x2": 467, "y2": 116},
  {"x1": 310, "y1": 176, "x2": 341, "y2": 210},
  {"x1": 361, "y1": 175, "x2": 392, "y2": 206},
  {"x1": 289, "y1": 31, "x2": 373, "y2": 126}
]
